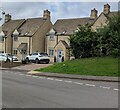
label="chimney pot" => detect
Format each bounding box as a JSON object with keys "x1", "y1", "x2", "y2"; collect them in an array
[
  {"x1": 90, "y1": 8, "x2": 98, "y2": 19},
  {"x1": 5, "y1": 14, "x2": 11, "y2": 23},
  {"x1": 103, "y1": 3, "x2": 110, "y2": 14},
  {"x1": 43, "y1": 9, "x2": 50, "y2": 20}
]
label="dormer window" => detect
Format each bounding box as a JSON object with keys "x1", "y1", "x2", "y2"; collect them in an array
[
  {"x1": 13, "y1": 35, "x2": 18, "y2": 41},
  {"x1": 49, "y1": 29, "x2": 55, "y2": 41},
  {"x1": 50, "y1": 34, "x2": 54, "y2": 40},
  {"x1": 13, "y1": 29, "x2": 19, "y2": 41}
]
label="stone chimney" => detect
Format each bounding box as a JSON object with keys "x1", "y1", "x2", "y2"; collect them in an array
[
  {"x1": 90, "y1": 8, "x2": 98, "y2": 19},
  {"x1": 5, "y1": 14, "x2": 11, "y2": 23},
  {"x1": 43, "y1": 9, "x2": 50, "y2": 20},
  {"x1": 103, "y1": 3, "x2": 110, "y2": 14}
]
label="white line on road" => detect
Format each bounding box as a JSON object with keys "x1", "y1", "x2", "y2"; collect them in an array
[
  {"x1": 47, "y1": 78, "x2": 54, "y2": 80},
  {"x1": 19, "y1": 74, "x2": 24, "y2": 76},
  {"x1": 55, "y1": 79, "x2": 63, "y2": 81},
  {"x1": 100, "y1": 86, "x2": 110, "y2": 89},
  {"x1": 113, "y1": 88, "x2": 119, "y2": 91},
  {"x1": 32, "y1": 75, "x2": 39, "y2": 78},
  {"x1": 64, "y1": 80, "x2": 72, "y2": 83},
  {"x1": 85, "y1": 84, "x2": 96, "y2": 87},
  {"x1": 38, "y1": 77, "x2": 45, "y2": 79},
  {"x1": 25, "y1": 75, "x2": 32, "y2": 77},
  {"x1": 74, "y1": 82, "x2": 83, "y2": 85}
]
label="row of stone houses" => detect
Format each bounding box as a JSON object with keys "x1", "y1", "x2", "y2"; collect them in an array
[{"x1": 0, "y1": 3, "x2": 118, "y2": 62}]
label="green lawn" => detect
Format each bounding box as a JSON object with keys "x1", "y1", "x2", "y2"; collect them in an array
[{"x1": 36, "y1": 57, "x2": 119, "y2": 77}]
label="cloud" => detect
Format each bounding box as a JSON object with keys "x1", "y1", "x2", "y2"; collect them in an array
[{"x1": 0, "y1": 2, "x2": 118, "y2": 24}]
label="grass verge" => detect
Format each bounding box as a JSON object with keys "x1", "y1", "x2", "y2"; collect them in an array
[{"x1": 35, "y1": 57, "x2": 119, "y2": 77}]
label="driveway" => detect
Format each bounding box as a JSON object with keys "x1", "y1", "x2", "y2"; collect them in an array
[{"x1": 11, "y1": 63, "x2": 53, "y2": 71}]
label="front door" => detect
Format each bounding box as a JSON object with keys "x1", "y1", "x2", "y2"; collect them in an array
[{"x1": 57, "y1": 50, "x2": 63, "y2": 62}]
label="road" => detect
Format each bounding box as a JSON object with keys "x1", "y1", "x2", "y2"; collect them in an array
[{"x1": 2, "y1": 70, "x2": 118, "y2": 108}]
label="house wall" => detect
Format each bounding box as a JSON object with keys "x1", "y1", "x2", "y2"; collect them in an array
[
  {"x1": 0, "y1": 40, "x2": 5, "y2": 53},
  {"x1": 6, "y1": 36, "x2": 12, "y2": 54},
  {"x1": 32, "y1": 19, "x2": 52, "y2": 53},
  {"x1": 92, "y1": 13, "x2": 108, "y2": 31},
  {"x1": 46, "y1": 35, "x2": 70, "y2": 62},
  {"x1": 54, "y1": 41, "x2": 70, "y2": 62},
  {"x1": 13, "y1": 36, "x2": 31, "y2": 60}
]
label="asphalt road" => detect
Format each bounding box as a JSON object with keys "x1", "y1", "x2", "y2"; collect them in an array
[{"x1": 2, "y1": 70, "x2": 119, "y2": 108}]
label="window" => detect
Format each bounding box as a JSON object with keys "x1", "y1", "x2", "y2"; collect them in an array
[
  {"x1": 0, "y1": 36, "x2": 4, "y2": 42},
  {"x1": 13, "y1": 49, "x2": 18, "y2": 55},
  {"x1": 50, "y1": 34, "x2": 54, "y2": 40},
  {"x1": 32, "y1": 53, "x2": 38, "y2": 55},
  {"x1": 13, "y1": 35, "x2": 18, "y2": 41},
  {"x1": 49, "y1": 49, "x2": 54, "y2": 56}
]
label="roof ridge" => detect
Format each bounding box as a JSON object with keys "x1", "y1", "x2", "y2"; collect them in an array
[{"x1": 57, "y1": 17, "x2": 91, "y2": 21}]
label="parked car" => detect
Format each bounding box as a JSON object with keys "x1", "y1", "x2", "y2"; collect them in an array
[
  {"x1": 0, "y1": 53, "x2": 12, "y2": 62},
  {"x1": 7, "y1": 54, "x2": 18, "y2": 61},
  {"x1": 25, "y1": 52, "x2": 50, "y2": 64}
]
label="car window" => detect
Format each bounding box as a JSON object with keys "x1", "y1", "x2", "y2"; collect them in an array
[
  {"x1": 40, "y1": 53, "x2": 48, "y2": 56},
  {"x1": 32, "y1": 53, "x2": 38, "y2": 55}
]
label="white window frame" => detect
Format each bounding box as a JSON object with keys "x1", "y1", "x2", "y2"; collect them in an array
[
  {"x1": 13, "y1": 35, "x2": 18, "y2": 41},
  {"x1": 49, "y1": 49, "x2": 54, "y2": 56},
  {"x1": 49, "y1": 34, "x2": 54, "y2": 40},
  {"x1": 13, "y1": 49, "x2": 18, "y2": 55}
]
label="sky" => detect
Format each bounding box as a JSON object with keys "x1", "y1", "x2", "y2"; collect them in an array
[{"x1": 0, "y1": 1, "x2": 119, "y2": 24}]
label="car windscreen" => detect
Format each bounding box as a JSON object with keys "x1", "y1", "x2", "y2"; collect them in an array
[{"x1": 40, "y1": 53, "x2": 48, "y2": 56}]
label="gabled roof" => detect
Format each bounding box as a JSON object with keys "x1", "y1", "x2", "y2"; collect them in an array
[
  {"x1": 1, "y1": 19, "x2": 25, "y2": 37},
  {"x1": 105, "y1": 11, "x2": 118, "y2": 18},
  {"x1": 92, "y1": 11, "x2": 118, "y2": 26},
  {"x1": 18, "y1": 18, "x2": 47, "y2": 36},
  {"x1": 53, "y1": 17, "x2": 95, "y2": 35},
  {"x1": 54, "y1": 40, "x2": 69, "y2": 49}
]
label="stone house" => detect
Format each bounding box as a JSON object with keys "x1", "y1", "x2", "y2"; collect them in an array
[
  {"x1": 46, "y1": 3, "x2": 118, "y2": 63},
  {"x1": 46, "y1": 8, "x2": 97, "y2": 62},
  {"x1": 0, "y1": 10, "x2": 52, "y2": 60}
]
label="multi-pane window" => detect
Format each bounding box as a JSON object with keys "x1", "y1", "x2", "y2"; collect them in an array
[
  {"x1": 13, "y1": 35, "x2": 18, "y2": 41},
  {"x1": 13, "y1": 49, "x2": 18, "y2": 55},
  {"x1": 49, "y1": 34, "x2": 54, "y2": 40},
  {"x1": 49, "y1": 49, "x2": 54, "y2": 56}
]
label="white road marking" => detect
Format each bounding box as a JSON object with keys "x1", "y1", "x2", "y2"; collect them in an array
[
  {"x1": 38, "y1": 77, "x2": 45, "y2": 79},
  {"x1": 100, "y1": 86, "x2": 110, "y2": 89},
  {"x1": 47, "y1": 78, "x2": 54, "y2": 80},
  {"x1": 25, "y1": 75, "x2": 32, "y2": 77},
  {"x1": 85, "y1": 84, "x2": 96, "y2": 87},
  {"x1": 32, "y1": 75, "x2": 39, "y2": 78},
  {"x1": 64, "y1": 80, "x2": 72, "y2": 83},
  {"x1": 55, "y1": 79, "x2": 63, "y2": 81},
  {"x1": 113, "y1": 88, "x2": 119, "y2": 91},
  {"x1": 19, "y1": 74, "x2": 24, "y2": 76},
  {"x1": 74, "y1": 82, "x2": 83, "y2": 85},
  {"x1": 17, "y1": 74, "x2": 118, "y2": 92}
]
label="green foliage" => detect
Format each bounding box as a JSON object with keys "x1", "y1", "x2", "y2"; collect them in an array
[
  {"x1": 70, "y1": 13, "x2": 119, "y2": 58},
  {"x1": 36, "y1": 57, "x2": 118, "y2": 77},
  {"x1": 70, "y1": 24, "x2": 97, "y2": 58},
  {"x1": 97, "y1": 14, "x2": 120, "y2": 57}
]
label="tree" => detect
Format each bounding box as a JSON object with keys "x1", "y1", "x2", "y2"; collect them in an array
[
  {"x1": 97, "y1": 13, "x2": 120, "y2": 57},
  {"x1": 69, "y1": 24, "x2": 97, "y2": 59}
]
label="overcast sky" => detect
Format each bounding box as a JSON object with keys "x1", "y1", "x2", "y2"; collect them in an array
[{"x1": 0, "y1": 1, "x2": 118, "y2": 24}]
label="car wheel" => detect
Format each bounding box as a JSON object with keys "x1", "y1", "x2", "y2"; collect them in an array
[
  {"x1": 35, "y1": 58, "x2": 39, "y2": 64},
  {"x1": 46, "y1": 60, "x2": 49, "y2": 64},
  {"x1": 26, "y1": 57, "x2": 29, "y2": 63},
  {"x1": 6, "y1": 59, "x2": 10, "y2": 63}
]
